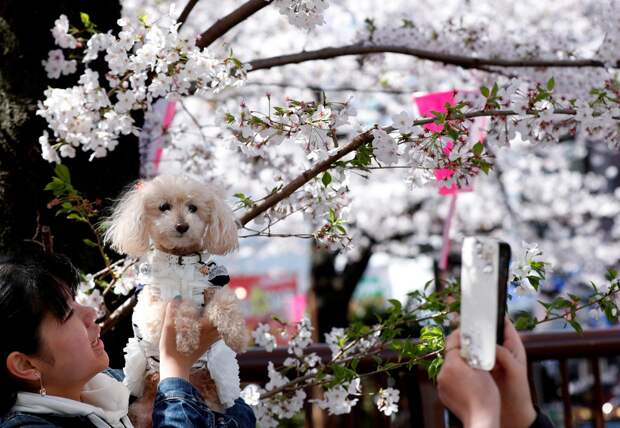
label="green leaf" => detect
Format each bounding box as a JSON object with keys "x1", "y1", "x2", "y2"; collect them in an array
[
  {"x1": 550, "y1": 297, "x2": 572, "y2": 310},
  {"x1": 388, "y1": 299, "x2": 402, "y2": 312},
  {"x1": 605, "y1": 269, "x2": 617, "y2": 282},
  {"x1": 80, "y1": 12, "x2": 91, "y2": 27},
  {"x1": 67, "y1": 213, "x2": 87, "y2": 223},
  {"x1": 480, "y1": 86, "x2": 489, "y2": 97},
  {"x1": 514, "y1": 313, "x2": 537, "y2": 331},
  {"x1": 352, "y1": 143, "x2": 372, "y2": 167},
  {"x1": 44, "y1": 177, "x2": 64, "y2": 193},
  {"x1": 491, "y1": 82, "x2": 499, "y2": 97},
  {"x1": 478, "y1": 160, "x2": 492, "y2": 174},
  {"x1": 446, "y1": 127, "x2": 459, "y2": 141},
  {"x1": 83, "y1": 238, "x2": 98, "y2": 248},
  {"x1": 328, "y1": 208, "x2": 337, "y2": 223},
  {"x1": 547, "y1": 77, "x2": 555, "y2": 91},
  {"x1": 472, "y1": 142, "x2": 484, "y2": 156},
  {"x1": 427, "y1": 355, "x2": 444, "y2": 381},
  {"x1": 322, "y1": 171, "x2": 332, "y2": 187},
  {"x1": 331, "y1": 364, "x2": 357, "y2": 383},
  {"x1": 567, "y1": 319, "x2": 583, "y2": 334},
  {"x1": 55, "y1": 164, "x2": 71, "y2": 184}
]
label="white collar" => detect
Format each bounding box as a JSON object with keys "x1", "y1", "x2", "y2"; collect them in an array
[{"x1": 11, "y1": 373, "x2": 132, "y2": 428}]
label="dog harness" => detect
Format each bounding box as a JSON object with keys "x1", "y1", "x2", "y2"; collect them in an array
[{"x1": 122, "y1": 249, "x2": 241, "y2": 408}]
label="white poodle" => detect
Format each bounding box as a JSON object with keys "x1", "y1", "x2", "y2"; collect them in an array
[{"x1": 104, "y1": 175, "x2": 247, "y2": 420}]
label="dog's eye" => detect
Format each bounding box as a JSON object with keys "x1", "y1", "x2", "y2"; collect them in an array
[
  {"x1": 159, "y1": 202, "x2": 171, "y2": 212},
  {"x1": 188, "y1": 204, "x2": 198, "y2": 213}
]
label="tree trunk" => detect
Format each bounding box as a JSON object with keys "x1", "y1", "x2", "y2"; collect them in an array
[{"x1": 310, "y1": 245, "x2": 374, "y2": 341}]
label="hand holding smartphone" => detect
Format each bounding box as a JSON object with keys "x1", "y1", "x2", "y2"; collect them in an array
[{"x1": 459, "y1": 237, "x2": 511, "y2": 370}]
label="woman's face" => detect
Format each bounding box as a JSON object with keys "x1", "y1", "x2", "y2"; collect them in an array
[{"x1": 36, "y1": 299, "x2": 109, "y2": 394}]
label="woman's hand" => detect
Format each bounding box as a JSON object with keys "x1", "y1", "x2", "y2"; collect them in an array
[
  {"x1": 491, "y1": 319, "x2": 537, "y2": 428},
  {"x1": 437, "y1": 329, "x2": 501, "y2": 428},
  {"x1": 159, "y1": 298, "x2": 220, "y2": 381}
]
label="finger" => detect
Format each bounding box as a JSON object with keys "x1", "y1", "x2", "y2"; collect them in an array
[
  {"x1": 494, "y1": 344, "x2": 520, "y2": 373},
  {"x1": 163, "y1": 296, "x2": 182, "y2": 331},
  {"x1": 503, "y1": 318, "x2": 527, "y2": 360},
  {"x1": 445, "y1": 329, "x2": 460, "y2": 350},
  {"x1": 200, "y1": 316, "x2": 218, "y2": 339}
]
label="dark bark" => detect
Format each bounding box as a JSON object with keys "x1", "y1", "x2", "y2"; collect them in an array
[
  {"x1": 311, "y1": 245, "x2": 374, "y2": 341},
  {"x1": 0, "y1": 1, "x2": 139, "y2": 270}
]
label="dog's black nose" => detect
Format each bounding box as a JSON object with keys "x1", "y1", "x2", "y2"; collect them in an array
[{"x1": 176, "y1": 223, "x2": 189, "y2": 233}]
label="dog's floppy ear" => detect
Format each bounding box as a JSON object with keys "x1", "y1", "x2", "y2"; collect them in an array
[
  {"x1": 204, "y1": 192, "x2": 239, "y2": 255},
  {"x1": 103, "y1": 182, "x2": 149, "y2": 257}
]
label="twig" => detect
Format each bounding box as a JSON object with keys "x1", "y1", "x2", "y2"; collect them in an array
[
  {"x1": 248, "y1": 43, "x2": 616, "y2": 73},
  {"x1": 179, "y1": 99, "x2": 209, "y2": 146},
  {"x1": 102, "y1": 259, "x2": 138, "y2": 296},
  {"x1": 245, "y1": 81, "x2": 419, "y2": 95},
  {"x1": 177, "y1": 0, "x2": 200, "y2": 29},
  {"x1": 260, "y1": 348, "x2": 444, "y2": 400},
  {"x1": 99, "y1": 294, "x2": 138, "y2": 335},
  {"x1": 196, "y1": 0, "x2": 273, "y2": 48},
  {"x1": 537, "y1": 284, "x2": 620, "y2": 325},
  {"x1": 239, "y1": 232, "x2": 315, "y2": 239}
]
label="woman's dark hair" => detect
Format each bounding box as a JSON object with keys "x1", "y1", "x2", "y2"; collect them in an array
[{"x1": 0, "y1": 244, "x2": 79, "y2": 415}]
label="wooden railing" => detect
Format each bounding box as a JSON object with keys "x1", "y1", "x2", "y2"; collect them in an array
[{"x1": 238, "y1": 328, "x2": 620, "y2": 427}]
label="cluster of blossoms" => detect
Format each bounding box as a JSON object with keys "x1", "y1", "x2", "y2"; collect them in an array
[
  {"x1": 251, "y1": 323, "x2": 278, "y2": 351},
  {"x1": 224, "y1": 98, "x2": 355, "y2": 160},
  {"x1": 242, "y1": 318, "x2": 314, "y2": 427},
  {"x1": 76, "y1": 274, "x2": 105, "y2": 317},
  {"x1": 324, "y1": 326, "x2": 382, "y2": 360},
  {"x1": 38, "y1": 12, "x2": 247, "y2": 162},
  {"x1": 272, "y1": 0, "x2": 330, "y2": 30},
  {"x1": 374, "y1": 387, "x2": 400, "y2": 416},
  {"x1": 42, "y1": 49, "x2": 77, "y2": 79},
  {"x1": 243, "y1": 317, "x2": 399, "y2": 424},
  {"x1": 510, "y1": 242, "x2": 549, "y2": 296},
  {"x1": 311, "y1": 378, "x2": 362, "y2": 415}
]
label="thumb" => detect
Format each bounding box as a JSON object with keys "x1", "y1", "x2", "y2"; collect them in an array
[{"x1": 163, "y1": 296, "x2": 182, "y2": 331}]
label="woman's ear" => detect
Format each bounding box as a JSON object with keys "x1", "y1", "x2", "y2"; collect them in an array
[
  {"x1": 204, "y1": 193, "x2": 239, "y2": 255},
  {"x1": 102, "y1": 182, "x2": 150, "y2": 257},
  {"x1": 5, "y1": 352, "x2": 41, "y2": 383}
]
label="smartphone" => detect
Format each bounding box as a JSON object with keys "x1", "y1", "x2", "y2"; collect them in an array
[{"x1": 459, "y1": 237, "x2": 511, "y2": 370}]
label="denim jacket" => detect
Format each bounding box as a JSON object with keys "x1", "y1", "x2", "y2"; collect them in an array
[{"x1": 0, "y1": 368, "x2": 256, "y2": 428}]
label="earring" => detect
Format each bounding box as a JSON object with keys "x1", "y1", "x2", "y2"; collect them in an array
[{"x1": 36, "y1": 372, "x2": 46, "y2": 397}]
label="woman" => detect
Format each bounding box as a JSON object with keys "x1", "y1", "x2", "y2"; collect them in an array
[{"x1": 0, "y1": 246, "x2": 256, "y2": 427}]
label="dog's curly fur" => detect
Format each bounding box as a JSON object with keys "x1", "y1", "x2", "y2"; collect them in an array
[
  {"x1": 105, "y1": 175, "x2": 239, "y2": 258},
  {"x1": 104, "y1": 175, "x2": 248, "y2": 426}
]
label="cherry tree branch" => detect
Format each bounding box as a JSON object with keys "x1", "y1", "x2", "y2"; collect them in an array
[
  {"x1": 196, "y1": 0, "x2": 273, "y2": 48},
  {"x1": 238, "y1": 131, "x2": 374, "y2": 226},
  {"x1": 237, "y1": 105, "x2": 620, "y2": 226},
  {"x1": 248, "y1": 44, "x2": 614, "y2": 72},
  {"x1": 177, "y1": 0, "x2": 200, "y2": 28},
  {"x1": 100, "y1": 294, "x2": 138, "y2": 335}
]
